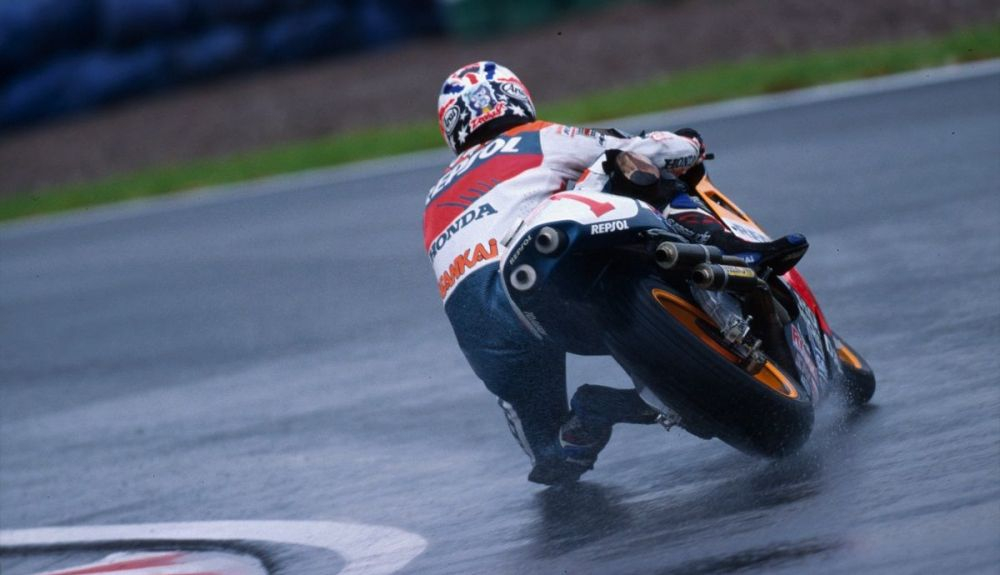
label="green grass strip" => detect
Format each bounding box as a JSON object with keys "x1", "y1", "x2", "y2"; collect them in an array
[
  {"x1": 2, "y1": 23, "x2": 998, "y2": 222},
  {"x1": 540, "y1": 23, "x2": 1000, "y2": 123}
]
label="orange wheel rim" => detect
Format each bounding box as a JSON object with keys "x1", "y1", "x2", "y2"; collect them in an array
[
  {"x1": 651, "y1": 289, "x2": 799, "y2": 399},
  {"x1": 837, "y1": 344, "x2": 863, "y2": 370}
]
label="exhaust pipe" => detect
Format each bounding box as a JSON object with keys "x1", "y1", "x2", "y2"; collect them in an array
[
  {"x1": 655, "y1": 242, "x2": 724, "y2": 269},
  {"x1": 510, "y1": 264, "x2": 537, "y2": 291},
  {"x1": 692, "y1": 263, "x2": 759, "y2": 291},
  {"x1": 534, "y1": 226, "x2": 564, "y2": 255}
]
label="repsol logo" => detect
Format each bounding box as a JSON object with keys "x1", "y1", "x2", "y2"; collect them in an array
[
  {"x1": 438, "y1": 239, "x2": 499, "y2": 299},
  {"x1": 429, "y1": 203, "x2": 498, "y2": 260},
  {"x1": 591, "y1": 220, "x2": 630, "y2": 235},
  {"x1": 428, "y1": 137, "x2": 523, "y2": 202},
  {"x1": 507, "y1": 233, "x2": 532, "y2": 266}
]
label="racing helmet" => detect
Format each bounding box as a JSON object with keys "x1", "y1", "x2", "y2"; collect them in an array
[{"x1": 437, "y1": 61, "x2": 536, "y2": 154}]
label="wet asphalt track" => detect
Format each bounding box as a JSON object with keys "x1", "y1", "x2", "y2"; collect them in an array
[{"x1": 1, "y1": 64, "x2": 999, "y2": 574}]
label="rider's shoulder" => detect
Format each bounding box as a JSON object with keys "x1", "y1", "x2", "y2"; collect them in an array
[
  {"x1": 501, "y1": 120, "x2": 552, "y2": 136},
  {"x1": 542, "y1": 123, "x2": 638, "y2": 141}
]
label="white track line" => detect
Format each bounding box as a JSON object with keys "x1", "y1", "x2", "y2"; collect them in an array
[
  {"x1": 32, "y1": 551, "x2": 266, "y2": 575},
  {"x1": 0, "y1": 520, "x2": 427, "y2": 575},
  {"x1": 3, "y1": 59, "x2": 997, "y2": 236}
]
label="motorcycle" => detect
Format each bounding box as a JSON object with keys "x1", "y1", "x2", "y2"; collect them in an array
[{"x1": 498, "y1": 169, "x2": 875, "y2": 457}]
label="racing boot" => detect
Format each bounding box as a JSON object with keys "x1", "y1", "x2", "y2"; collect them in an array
[
  {"x1": 736, "y1": 234, "x2": 809, "y2": 276},
  {"x1": 558, "y1": 410, "x2": 613, "y2": 471},
  {"x1": 528, "y1": 456, "x2": 591, "y2": 486},
  {"x1": 498, "y1": 399, "x2": 591, "y2": 486},
  {"x1": 666, "y1": 207, "x2": 809, "y2": 275},
  {"x1": 559, "y1": 385, "x2": 660, "y2": 470},
  {"x1": 528, "y1": 421, "x2": 604, "y2": 485}
]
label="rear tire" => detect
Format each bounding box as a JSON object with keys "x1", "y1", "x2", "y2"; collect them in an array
[{"x1": 604, "y1": 276, "x2": 814, "y2": 457}]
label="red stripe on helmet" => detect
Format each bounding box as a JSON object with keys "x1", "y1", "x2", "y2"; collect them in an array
[{"x1": 437, "y1": 98, "x2": 455, "y2": 120}]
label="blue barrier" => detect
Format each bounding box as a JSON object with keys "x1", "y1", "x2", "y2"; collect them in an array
[
  {"x1": 1, "y1": 56, "x2": 83, "y2": 126},
  {"x1": 74, "y1": 45, "x2": 170, "y2": 101},
  {"x1": 356, "y1": 0, "x2": 405, "y2": 49},
  {"x1": 2, "y1": 46, "x2": 168, "y2": 126},
  {"x1": 256, "y1": 3, "x2": 355, "y2": 65},
  {"x1": 0, "y1": 0, "x2": 448, "y2": 128},
  {"x1": 271, "y1": 0, "x2": 324, "y2": 11},
  {"x1": 97, "y1": 0, "x2": 195, "y2": 48},
  {"x1": 189, "y1": 0, "x2": 274, "y2": 26},
  {"x1": 0, "y1": 0, "x2": 97, "y2": 79},
  {"x1": 375, "y1": 0, "x2": 442, "y2": 38},
  {"x1": 169, "y1": 26, "x2": 252, "y2": 80}
]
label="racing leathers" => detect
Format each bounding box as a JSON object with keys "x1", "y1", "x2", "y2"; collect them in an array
[{"x1": 423, "y1": 120, "x2": 702, "y2": 482}]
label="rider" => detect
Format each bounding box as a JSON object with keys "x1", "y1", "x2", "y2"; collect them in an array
[{"x1": 424, "y1": 61, "x2": 802, "y2": 485}]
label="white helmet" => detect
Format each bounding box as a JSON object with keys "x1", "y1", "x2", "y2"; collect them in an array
[{"x1": 437, "y1": 61, "x2": 536, "y2": 154}]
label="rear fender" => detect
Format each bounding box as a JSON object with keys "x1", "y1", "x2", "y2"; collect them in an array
[{"x1": 499, "y1": 191, "x2": 667, "y2": 347}]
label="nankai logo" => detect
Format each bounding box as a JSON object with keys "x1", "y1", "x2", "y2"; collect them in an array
[
  {"x1": 438, "y1": 239, "x2": 499, "y2": 298},
  {"x1": 429, "y1": 203, "x2": 498, "y2": 260}
]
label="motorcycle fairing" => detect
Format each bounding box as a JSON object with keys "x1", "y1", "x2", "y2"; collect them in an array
[
  {"x1": 691, "y1": 177, "x2": 840, "y2": 401},
  {"x1": 692, "y1": 178, "x2": 833, "y2": 335}
]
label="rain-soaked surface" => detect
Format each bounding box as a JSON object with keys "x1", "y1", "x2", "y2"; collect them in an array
[{"x1": 1, "y1": 67, "x2": 998, "y2": 574}]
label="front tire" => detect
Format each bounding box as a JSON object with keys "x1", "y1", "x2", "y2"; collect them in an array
[
  {"x1": 604, "y1": 276, "x2": 814, "y2": 457},
  {"x1": 833, "y1": 334, "x2": 876, "y2": 406}
]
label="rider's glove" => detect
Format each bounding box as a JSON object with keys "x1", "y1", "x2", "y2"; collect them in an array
[
  {"x1": 673, "y1": 127, "x2": 707, "y2": 187},
  {"x1": 603, "y1": 150, "x2": 661, "y2": 205},
  {"x1": 674, "y1": 127, "x2": 706, "y2": 161},
  {"x1": 603, "y1": 150, "x2": 693, "y2": 211}
]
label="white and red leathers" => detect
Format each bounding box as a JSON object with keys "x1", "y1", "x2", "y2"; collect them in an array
[
  {"x1": 424, "y1": 120, "x2": 701, "y2": 302},
  {"x1": 423, "y1": 120, "x2": 700, "y2": 478}
]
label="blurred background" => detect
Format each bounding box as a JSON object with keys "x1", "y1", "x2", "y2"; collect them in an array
[{"x1": 0, "y1": 0, "x2": 996, "y2": 200}]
